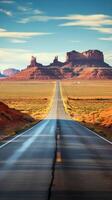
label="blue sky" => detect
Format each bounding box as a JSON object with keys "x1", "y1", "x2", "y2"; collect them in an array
[{"x1": 0, "y1": 0, "x2": 112, "y2": 69}]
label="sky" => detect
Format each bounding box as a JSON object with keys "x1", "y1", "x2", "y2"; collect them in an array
[{"x1": 0, "y1": 0, "x2": 112, "y2": 70}]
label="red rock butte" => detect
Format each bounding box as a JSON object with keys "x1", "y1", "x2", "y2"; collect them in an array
[{"x1": 5, "y1": 49, "x2": 112, "y2": 80}]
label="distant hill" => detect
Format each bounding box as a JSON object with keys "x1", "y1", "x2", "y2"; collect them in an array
[
  {"x1": 0, "y1": 72, "x2": 6, "y2": 78},
  {"x1": 7, "y1": 50, "x2": 112, "y2": 80},
  {"x1": 2, "y1": 68, "x2": 20, "y2": 77}
]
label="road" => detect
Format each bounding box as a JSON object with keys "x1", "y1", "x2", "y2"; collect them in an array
[{"x1": 0, "y1": 82, "x2": 112, "y2": 200}]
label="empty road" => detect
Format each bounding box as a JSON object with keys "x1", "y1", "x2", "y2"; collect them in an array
[{"x1": 0, "y1": 82, "x2": 112, "y2": 200}]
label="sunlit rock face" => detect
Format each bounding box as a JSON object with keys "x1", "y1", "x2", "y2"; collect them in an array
[
  {"x1": 0, "y1": 101, "x2": 34, "y2": 140},
  {"x1": 82, "y1": 50, "x2": 104, "y2": 62},
  {"x1": 66, "y1": 50, "x2": 105, "y2": 65}
]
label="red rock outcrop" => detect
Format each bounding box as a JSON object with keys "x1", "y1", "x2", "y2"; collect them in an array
[
  {"x1": 5, "y1": 49, "x2": 112, "y2": 80},
  {"x1": 73, "y1": 67, "x2": 112, "y2": 80},
  {"x1": 27, "y1": 56, "x2": 42, "y2": 68},
  {"x1": 66, "y1": 50, "x2": 106, "y2": 65},
  {"x1": 82, "y1": 50, "x2": 104, "y2": 62},
  {"x1": 0, "y1": 102, "x2": 34, "y2": 140},
  {"x1": 66, "y1": 50, "x2": 85, "y2": 62},
  {"x1": 49, "y1": 56, "x2": 63, "y2": 67}
]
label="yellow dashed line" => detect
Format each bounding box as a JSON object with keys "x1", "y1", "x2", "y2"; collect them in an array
[
  {"x1": 56, "y1": 151, "x2": 62, "y2": 163},
  {"x1": 57, "y1": 134, "x2": 60, "y2": 140}
]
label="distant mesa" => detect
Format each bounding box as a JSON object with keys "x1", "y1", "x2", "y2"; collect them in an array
[
  {"x1": 2, "y1": 68, "x2": 20, "y2": 77},
  {"x1": 4, "y1": 49, "x2": 112, "y2": 80},
  {"x1": 66, "y1": 50, "x2": 107, "y2": 67}
]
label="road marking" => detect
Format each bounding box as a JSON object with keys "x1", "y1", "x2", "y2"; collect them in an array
[
  {"x1": 82, "y1": 124, "x2": 112, "y2": 145},
  {"x1": 0, "y1": 120, "x2": 49, "y2": 149},
  {"x1": 0, "y1": 125, "x2": 37, "y2": 149},
  {"x1": 57, "y1": 134, "x2": 60, "y2": 140},
  {"x1": 56, "y1": 151, "x2": 62, "y2": 163},
  {"x1": 74, "y1": 121, "x2": 112, "y2": 145}
]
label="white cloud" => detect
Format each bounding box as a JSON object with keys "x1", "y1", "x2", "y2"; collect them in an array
[
  {"x1": 33, "y1": 9, "x2": 44, "y2": 15},
  {"x1": 17, "y1": 5, "x2": 44, "y2": 16},
  {"x1": 10, "y1": 39, "x2": 27, "y2": 43},
  {"x1": 88, "y1": 27, "x2": 112, "y2": 34},
  {"x1": 18, "y1": 13, "x2": 112, "y2": 28},
  {"x1": 17, "y1": 6, "x2": 31, "y2": 12},
  {"x1": 18, "y1": 15, "x2": 53, "y2": 23},
  {"x1": 61, "y1": 14, "x2": 107, "y2": 21},
  {"x1": 0, "y1": 28, "x2": 6, "y2": 32},
  {"x1": 104, "y1": 52, "x2": 112, "y2": 66},
  {"x1": 99, "y1": 37, "x2": 112, "y2": 41},
  {"x1": 0, "y1": 29, "x2": 52, "y2": 39},
  {"x1": 59, "y1": 14, "x2": 112, "y2": 27},
  {"x1": 18, "y1": 6, "x2": 43, "y2": 14},
  {"x1": 0, "y1": 8, "x2": 12, "y2": 16},
  {"x1": 0, "y1": 48, "x2": 30, "y2": 70},
  {"x1": 0, "y1": 48, "x2": 65, "y2": 70},
  {"x1": 0, "y1": 0, "x2": 14, "y2": 4}
]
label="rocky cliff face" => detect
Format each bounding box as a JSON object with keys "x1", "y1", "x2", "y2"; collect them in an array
[
  {"x1": 49, "y1": 56, "x2": 63, "y2": 67},
  {"x1": 73, "y1": 67, "x2": 112, "y2": 80},
  {"x1": 0, "y1": 102, "x2": 34, "y2": 140},
  {"x1": 27, "y1": 56, "x2": 42, "y2": 68},
  {"x1": 82, "y1": 50, "x2": 104, "y2": 62},
  {"x1": 6, "y1": 49, "x2": 112, "y2": 80},
  {"x1": 66, "y1": 50, "x2": 85, "y2": 62},
  {"x1": 66, "y1": 50, "x2": 106, "y2": 66}
]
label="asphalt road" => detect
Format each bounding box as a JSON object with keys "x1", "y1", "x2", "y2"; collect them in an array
[{"x1": 0, "y1": 82, "x2": 112, "y2": 200}]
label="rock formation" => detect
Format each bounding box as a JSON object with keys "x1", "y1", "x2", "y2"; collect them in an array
[
  {"x1": 27, "y1": 56, "x2": 42, "y2": 68},
  {"x1": 49, "y1": 56, "x2": 63, "y2": 67},
  {"x1": 30, "y1": 56, "x2": 37, "y2": 67},
  {"x1": 66, "y1": 50, "x2": 108, "y2": 67},
  {"x1": 3, "y1": 68, "x2": 20, "y2": 77},
  {"x1": 82, "y1": 50, "x2": 104, "y2": 62},
  {"x1": 5, "y1": 49, "x2": 112, "y2": 80},
  {"x1": 66, "y1": 50, "x2": 84, "y2": 62},
  {"x1": 0, "y1": 102, "x2": 34, "y2": 140}
]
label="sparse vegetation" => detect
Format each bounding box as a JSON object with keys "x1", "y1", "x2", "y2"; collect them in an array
[{"x1": 61, "y1": 80, "x2": 112, "y2": 141}]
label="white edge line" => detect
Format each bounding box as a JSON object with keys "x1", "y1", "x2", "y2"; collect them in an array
[
  {"x1": 0, "y1": 83, "x2": 56, "y2": 150},
  {"x1": 77, "y1": 122, "x2": 112, "y2": 145},
  {"x1": 88, "y1": 128, "x2": 112, "y2": 145},
  {"x1": 0, "y1": 122, "x2": 41, "y2": 149}
]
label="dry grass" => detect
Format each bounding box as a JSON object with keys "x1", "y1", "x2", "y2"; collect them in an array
[
  {"x1": 61, "y1": 80, "x2": 112, "y2": 98},
  {"x1": 0, "y1": 81, "x2": 55, "y2": 140},
  {"x1": 61, "y1": 80, "x2": 112, "y2": 140},
  {"x1": 0, "y1": 81, "x2": 55, "y2": 120}
]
